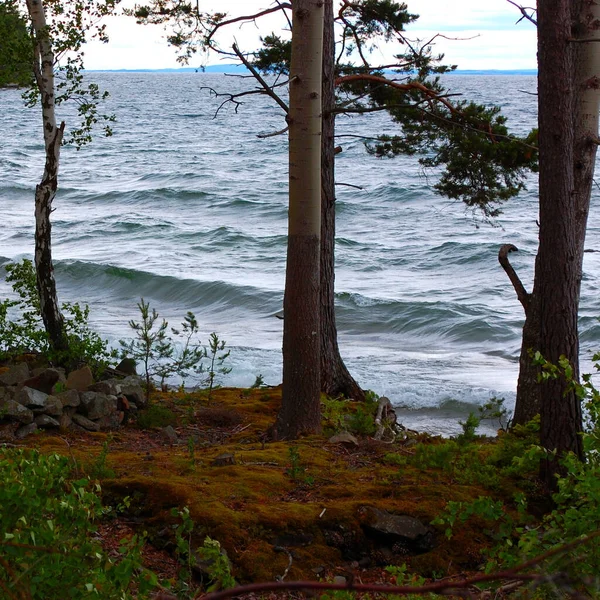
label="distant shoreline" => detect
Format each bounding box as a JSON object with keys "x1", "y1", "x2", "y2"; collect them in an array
[{"x1": 86, "y1": 65, "x2": 537, "y2": 76}]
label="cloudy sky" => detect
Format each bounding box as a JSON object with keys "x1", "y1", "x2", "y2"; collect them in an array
[{"x1": 84, "y1": 0, "x2": 537, "y2": 71}]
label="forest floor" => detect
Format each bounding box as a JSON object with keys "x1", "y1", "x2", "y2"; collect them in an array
[{"x1": 15, "y1": 385, "x2": 542, "y2": 596}]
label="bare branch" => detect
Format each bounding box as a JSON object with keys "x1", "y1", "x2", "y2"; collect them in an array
[
  {"x1": 231, "y1": 43, "x2": 289, "y2": 114},
  {"x1": 257, "y1": 126, "x2": 288, "y2": 138},
  {"x1": 336, "y1": 182, "x2": 364, "y2": 190},
  {"x1": 506, "y1": 0, "x2": 538, "y2": 26},
  {"x1": 498, "y1": 244, "x2": 531, "y2": 311}
]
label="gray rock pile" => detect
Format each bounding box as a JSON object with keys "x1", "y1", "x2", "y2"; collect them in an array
[{"x1": 0, "y1": 363, "x2": 145, "y2": 439}]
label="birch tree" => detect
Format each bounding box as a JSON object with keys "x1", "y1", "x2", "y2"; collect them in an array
[{"x1": 20, "y1": 0, "x2": 117, "y2": 357}]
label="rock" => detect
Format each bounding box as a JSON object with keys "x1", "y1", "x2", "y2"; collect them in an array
[
  {"x1": 120, "y1": 376, "x2": 146, "y2": 408},
  {"x1": 72, "y1": 413, "x2": 100, "y2": 432},
  {"x1": 328, "y1": 432, "x2": 359, "y2": 446},
  {"x1": 89, "y1": 379, "x2": 121, "y2": 396},
  {"x1": 161, "y1": 425, "x2": 178, "y2": 443},
  {"x1": 0, "y1": 398, "x2": 34, "y2": 424},
  {"x1": 34, "y1": 414, "x2": 60, "y2": 428},
  {"x1": 0, "y1": 363, "x2": 30, "y2": 386},
  {"x1": 38, "y1": 396, "x2": 63, "y2": 417},
  {"x1": 59, "y1": 413, "x2": 73, "y2": 429},
  {"x1": 116, "y1": 358, "x2": 137, "y2": 376},
  {"x1": 359, "y1": 507, "x2": 435, "y2": 554},
  {"x1": 80, "y1": 392, "x2": 117, "y2": 420},
  {"x1": 16, "y1": 387, "x2": 49, "y2": 408},
  {"x1": 333, "y1": 576, "x2": 347, "y2": 585},
  {"x1": 66, "y1": 365, "x2": 94, "y2": 391},
  {"x1": 15, "y1": 422, "x2": 38, "y2": 439},
  {"x1": 211, "y1": 453, "x2": 236, "y2": 467},
  {"x1": 96, "y1": 411, "x2": 124, "y2": 430},
  {"x1": 56, "y1": 389, "x2": 80, "y2": 408},
  {"x1": 22, "y1": 368, "x2": 64, "y2": 394}
]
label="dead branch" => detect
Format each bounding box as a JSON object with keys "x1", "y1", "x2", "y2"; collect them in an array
[
  {"x1": 205, "y1": 4, "x2": 292, "y2": 49},
  {"x1": 335, "y1": 182, "x2": 364, "y2": 190},
  {"x1": 257, "y1": 126, "x2": 288, "y2": 138},
  {"x1": 498, "y1": 244, "x2": 531, "y2": 312},
  {"x1": 231, "y1": 43, "x2": 289, "y2": 114},
  {"x1": 506, "y1": 0, "x2": 538, "y2": 26}
]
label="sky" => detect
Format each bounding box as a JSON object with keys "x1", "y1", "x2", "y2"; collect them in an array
[{"x1": 84, "y1": 0, "x2": 538, "y2": 71}]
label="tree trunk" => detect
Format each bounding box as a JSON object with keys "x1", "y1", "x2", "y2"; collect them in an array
[
  {"x1": 498, "y1": 244, "x2": 541, "y2": 426},
  {"x1": 536, "y1": 0, "x2": 586, "y2": 483},
  {"x1": 274, "y1": 0, "x2": 324, "y2": 439},
  {"x1": 26, "y1": 0, "x2": 67, "y2": 354},
  {"x1": 320, "y1": 0, "x2": 365, "y2": 402}
]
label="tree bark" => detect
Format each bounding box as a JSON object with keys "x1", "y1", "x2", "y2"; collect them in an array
[
  {"x1": 274, "y1": 0, "x2": 324, "y2": 439},
  {"x1": 536, "y1": 0, "x2": 586, "y2": 483},
  {"x1": 26, "y1": 0, "x2": 67, "y2": 353},
  {"x1": 498, "y1": 245, "x2": 541, "y2": 426},
  {"x1": 320, "y1": 0, "x2": 365, "y2": 402}
]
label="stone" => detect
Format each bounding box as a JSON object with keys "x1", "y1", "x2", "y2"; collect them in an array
[
  {"x1": 0, "y1": 363, "x2": 30, "y2": 386},
  {"x1": 0, "y1": 398, "x2": 34, "y2": 424},
  {"x1": 359, "y1": 507, "x2": 435, "y2": 554},
  {"x1": 56, "y1": 389, "x2": 80, "y2": 408},
  {"x1": 89, "y1": 379, "x2": 121, "y2": 396},
  {"x1": 15, "y1": 422, "x2": 38, "y2": 439},
  {"x1": 328, "y1": 432, "x2": 359, "y2": 446},
  {"x1": 119, "y1": 376, "x2": 146, "y2": 408},
  {"x1": 22, "y1": 368, "x2": 64, "y2": 394},
  {"x1": 96, "y1": 411, "x2": 124, "y2": 430},
  {"x1": 16, "y1": 387, "x2": 49, "y2": 409},
  {"x1": 66, "y1": 365, "x2": 94, "y2": 391},
  {"x1": 161, "y1": 425, "x2": 178, "y2": 443},
  {"x1": 211, "y1": 453, "x2": 236, "y2": 467},
  {"x1": 72, "y1": 413, "x2": 100, "y2": 432},
  {"x1": 39, "y1": 396, "x2": 63, "y2": 417},
  {"x1": 83, "y1": 393, "x2": 118, "y2": 420},
  {"x1": 59, "y1": 413, "x2": 73, "y2": 429},
  {"x1": 34, "y1": 414, "x2": 60, "y2": 428},
  {"x1": 333, "y1": 576, "x2": 347, "y2": 585},
  {"x1": 116, "y1": 358, "x2": 137, "y2": 376}
]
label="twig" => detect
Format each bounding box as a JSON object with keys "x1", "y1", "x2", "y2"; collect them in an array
[
  {"x1": 506, "y1": 0, "x2": 538, "y2": 26},
  {"x1": 335, "y1": 182, "x2": 364, "y2": 190},
  {"x1": 257, "y1": 126, "x2": 288, "y2": 138},
  {"x1": 273, "y1": 546, "x2": 293, "y2": 581}
]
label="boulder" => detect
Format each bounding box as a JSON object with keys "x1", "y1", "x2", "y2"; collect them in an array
[
  {"x1": 22, "y1": 368, "x2": 64, "y2": 394},
  {"x1": 79, "y1": 392, "x2": 117, "y2": 420},
  {"x1": 38, "y1": 396, "x2": 63, "y2": 417},
  {"x1": 161, "y1": 425, "x2": 178, "y2": 443},
  {"x1": 16, "y1": 387, "x2": 49, "y2": 409},
  {"x1": 211, "y1": 453, "x2": 236, "y2": 467},
  {"x1": 89, "y1": 379, "x2": 121, "y2": 396},
  {"x1": 328, "y1": 432, "x2": 359, "y2": 446},
  {"x1": 116, "y1": 358, "x2": 137, "y2": 376},
  {"x1": 72, "y1": 414, "x2": 100, "y2": 432},
  {"x1": 96, "y1": 411, "x2": 124, "y2": 430},
  {"x1": 34, "y1": 414, "x2": 60, "y2": 429},
  {"x1": 15, "y1": 422, "x2": 38, "y2": 439},
  {"x1": 66, "y1": 365, "x2": 94, "y2": 391},
  {"x1": 59, "y1": 413, "x2": 73, "y2": 429},
  {"x1": 56, "y1": 389, "x2": 80, "y2": 408},
  {"x1": 359, "y1": 507, "x2": 435, "y2": 554},
  {"x1": 0, "y1": 398, "x2": 34, "y2": 424},
  {"x1": 0, "y1": 363, "x2": 30, "y2": 386},
  {"x1": 120, "y1": 376, "x2": 146, "y2": 408}
]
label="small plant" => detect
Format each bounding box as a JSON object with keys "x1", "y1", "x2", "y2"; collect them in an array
[
  {"x1": 0, "y1": 259, "x2": 113, "y2": 372},
  {"x1": 347, "y1": 405, "x2": 376, "y2": 436},
  {"x1": 89, "y1": 434, "x2": 116, "y2": 479},
  {"x1": 457, "y1": 412, "x2": 481, "y2": 443},
  {"x1": 199, "y1": 332, "x2": 231, "y2": 399},
  {"x1": 250, "y1": 374, "x2": 267, "y2": 389},
  {"x1": 198, "y1": 537, "x2": 236, "y2": 592},
  {"x1": 478, "y1": 396, "x2": 510, "y2": 431},
  {"x1": 137, "y1": 404, "x2": 177, "y2": 429},
  {"x1": 286, "y1": 445, "x2": 304, "y2": 480}
]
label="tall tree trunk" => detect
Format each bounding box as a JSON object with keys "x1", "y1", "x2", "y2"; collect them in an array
[
  {"x1": 274, "y1": 0, "x2": 324, "y2": 439},
  {"x1": 26, "y1": 0, "x2": 67, "y2": 353},
  {"x1": 320, "y1": 0, "x2": 365, "y2": 402},
  {"x1": 536, "y1": 0, "x2": 586, "y2": 483}
]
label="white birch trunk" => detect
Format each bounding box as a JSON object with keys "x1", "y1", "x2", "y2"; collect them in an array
[{"x1": 25, "y1": 0, "x2": 67, "y2": 352}]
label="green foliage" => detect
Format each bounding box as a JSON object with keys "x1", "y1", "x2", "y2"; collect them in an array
[
  {"x1": 199, "y1": 332, "x2": 231, "y2": 400},
  {"x1": 286, "y1": 445, "x2": 304, "y2": 480},
  {"x1": 347, "y1": 405, "x2": 376, "y2": 435},
  {"x1": 88, "y1": 434, "x2": 116, "y2": 479},
  {"x1": 171, "y1": 508, "x2": 235, "y2": 595},
  {"x1": 137, "y1": 404, "x2": 177, "y2": 429},
  {"x1": 0, "y1": 0, "x2": 32, "y2": 87},
  {"x1": 322, "y1": 393, "x2": 377, "y2": 435},
  {"x1": 0, "y1": 259, "x2": 113, "y2": 371},
  {"x1": 121, "y1": 299, "x2": 231, "y2": 401},
  {"x1": 20, "y1": 0, "x2": 118, "y2": 147},
  {"x1": 457, "y1": 412, "x2": 481, "y2": 443},
  {"x1": 434, "y1": 354, "x2": 600, "y2": 587},
  {"x1": 0, "y1": 447, "x2": 158, "y2": 599}
]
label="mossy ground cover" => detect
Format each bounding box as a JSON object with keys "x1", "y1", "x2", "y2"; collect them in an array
[{"x1": 15, "y1": 386, "x2": 541, "y2": 589}]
